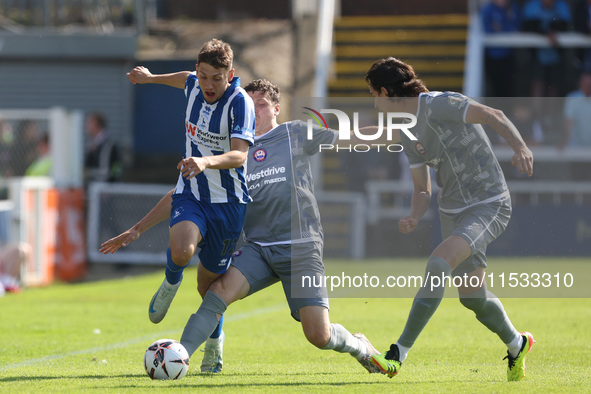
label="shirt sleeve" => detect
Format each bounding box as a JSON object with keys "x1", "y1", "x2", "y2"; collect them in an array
[
  {"x1": 229, "y1": 94, "x2": 255, "y2": 145},
  {"x1": 291, "y1": 120, "x2": 338, "y2": 155},
  {"x1": 185, "y1": 72, "x2": 197, "y2": 97},
  {"x1": 430, "y1": 93, "x2": 472, "y2": 124},
  {"x1": 401, "y1": 136, "x2": 426, "y2": 167}
]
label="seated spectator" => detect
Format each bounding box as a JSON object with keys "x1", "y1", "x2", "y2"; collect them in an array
[
  {"x1": 510, "y1": 102, "x2": 546, "y2": 146},
  {"x1": 573, "y1": 0, "x2": 591, "y2": 71},
  {"x1": 12, "y1": 120, "x2": 41, "y2": 176},
  {"x1": 25, "y1": 133, "x2": 52, "y2": 177},
  {"x1": 481, "y1": 0, "x2": 521, "y2": 97},
  {"x1": 522, "y1": 0, "x2": 573, "y2": 98},
  {"x1": 560, "y1": 72, "x2": 591, "y2": 149}
]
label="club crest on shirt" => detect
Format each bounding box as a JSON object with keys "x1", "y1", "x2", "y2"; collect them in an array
[
  {"x1": 415, "y1": 142, "x2": 426, "y2": 155},
  {"x1": 448, "y1": 96, "x2": 463, "y2": 108},
  {"x1": 253, "y1": 148, "x2": 267, "y2": 162},
  {"x1": 231, "y1": 250, "x2": 242, "y2": 257}
]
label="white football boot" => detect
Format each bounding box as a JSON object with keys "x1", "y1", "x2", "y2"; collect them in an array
[
  {"x1": 353, "y1": 332, "x2": 382, "y2": 373},
  {"x1": 148, "y1": 278, "x2": 181, "y2": 323},
  {"x1": 201, "y1": 331, "x2": 224, "y2": 373}
]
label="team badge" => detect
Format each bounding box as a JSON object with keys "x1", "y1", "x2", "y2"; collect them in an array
[
  {"x1": 448, "y1": 96, "x2": 463, "y2": 108},
  {"x1": 231, "y1": 250, "x2": 242, "y2": 257},
  {"x1": 415, "y1": 142, "x2": 426, "y2": 155},
  {"x1": 253, "y1": 148, "x2": 267, "y2": 162}
]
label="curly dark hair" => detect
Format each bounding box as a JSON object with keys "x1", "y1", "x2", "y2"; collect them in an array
[
  {"x1": 197, "y1": 39, "x2": 233, "y2": 70},
  {"x1": 365, "y1": 57, "x2": 428, "y2": 97},
  {"x1": 244, "y1": 79, "x2": 281, "y2": 105}
]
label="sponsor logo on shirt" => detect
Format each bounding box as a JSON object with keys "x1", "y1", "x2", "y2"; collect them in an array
[{"x1": 245, "y1": 166, "x2": 286, "y2": 182}]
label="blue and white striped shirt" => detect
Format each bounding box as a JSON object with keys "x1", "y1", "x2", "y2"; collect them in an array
[{"x1": 174, "y1": 73, "x2": 255, "y2": 204}]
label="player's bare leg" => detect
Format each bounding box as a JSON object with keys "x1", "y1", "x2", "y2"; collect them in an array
[
  {"x1": 300, "y1": 306, "x2": 380, "y2": 373},
  {"x1": 149, "y1": 221, "x2": 200, "y2": 323}
]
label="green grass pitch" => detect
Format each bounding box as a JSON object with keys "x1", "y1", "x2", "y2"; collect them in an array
[{"x1": 1, "y1": 257, "x2": 590, "y2": 392}]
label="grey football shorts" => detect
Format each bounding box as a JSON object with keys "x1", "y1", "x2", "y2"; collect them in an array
[
  {"x1": 439, "y1": 197, "x2": 512, "y2": 277},
  {"x1": 230, "y1": 241, "x2": 329, "y2": 321}
]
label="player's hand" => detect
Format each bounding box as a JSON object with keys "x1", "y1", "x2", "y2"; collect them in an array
[
  {"x1": 99, "y1": 229, "x2": 140, "y2": 254},
  {"x1": 177, "y1": 157, "x2": 209, "y2": 180},
  {"x1": 398, "y1": 216, "x2": 419, "y2": 234},
  {"x1": 126, "y1": 66, "x2": 153, "y2": 84},
  {"x1": 511, "y1": 145, "x2": 534, "y2": 177},
  {"x1": 176, "y1": 157, "x2": 207, "y2": 180}
]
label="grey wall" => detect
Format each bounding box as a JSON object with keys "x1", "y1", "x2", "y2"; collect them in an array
[{"x1": 0, "y1": 33, "x2": 136, "y2": 154}]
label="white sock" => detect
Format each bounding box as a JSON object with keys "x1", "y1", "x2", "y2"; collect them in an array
[
  {"x1": 395, "y1": 342, "x2": 410, "y2": 362},
  {"x1": 506, "y1": 333, "x2": 523, "y2": 358},
  {"x1": 204, "y1": 334, "x2": 222, "y2": 347},
  {"x1": 321, "y1": 323, "x2": 364, "y2": 359}
]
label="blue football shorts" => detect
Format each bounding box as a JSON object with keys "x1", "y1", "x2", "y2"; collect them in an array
[{"x1": 170, "y1": 193, "x2": 246, "y2": 274}]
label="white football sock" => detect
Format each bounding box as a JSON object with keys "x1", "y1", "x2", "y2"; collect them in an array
[
  {"x1": 507, "y1": 333, "x2": 523, "y2": 358},
  {"x1": 395, "y1": 342, "x2": 410, "y2": 362}
]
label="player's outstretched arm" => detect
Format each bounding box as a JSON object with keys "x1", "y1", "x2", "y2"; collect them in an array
[
  {"x1": 465, "y1": 102, "x2": 534, "y2": 176},
  {"x1": 99, "y1": 189, "x2": 174, "y2": 254},
  {"x1": 126, "y1": 66, "x2": 191, "y2": 89}
]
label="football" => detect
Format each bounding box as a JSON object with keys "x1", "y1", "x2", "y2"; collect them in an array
[{"x1": 144, "y1": 339, "x2": 190, "y2": 380}]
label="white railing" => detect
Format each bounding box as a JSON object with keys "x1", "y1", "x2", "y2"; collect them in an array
[
  {"x1": 366, "y1": 177, "x2": 591, "y2": 225},
  {"x1": 365, "y1": 144, "x2": 591, "y2": 223},
  {"x1": 0, "y1": 108, "x2": 84, "y2": 188},
  {"x1": 87, "y1": 183, "x2": 368, "y2": 264}
]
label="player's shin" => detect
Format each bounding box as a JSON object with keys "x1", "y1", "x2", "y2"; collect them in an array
[
  {"x1": 180, "y1": 290, "x2": 227, "y2": 357},
  {"x1": 321, "y1": 323, "x2": 364, "y2": 358},
  {"x1": 165, "y1": 248, "x2": 185, "y2": 284},
  {"x1": 210, "y1": 313, "x2": 224, "y2": 339},
  {"x1": 397, "y1": 256, "x2": 451, "y2": 349},
  {"x1": 459, "y1": 285, "x2": 520, "y2": 347}
]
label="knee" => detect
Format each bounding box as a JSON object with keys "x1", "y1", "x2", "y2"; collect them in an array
[
  {"x1": 208, "y1": 280, "x2": 227, "y2": 301},
  {"x1": 303, "y1": 323, "x2": 331, "y2": 348},
  {"x1": 209, "y1": 279, "x2": 222, "y2": 294},
  {"x1": 169, "y1": 244, "x2": 194, "y2": 265}
]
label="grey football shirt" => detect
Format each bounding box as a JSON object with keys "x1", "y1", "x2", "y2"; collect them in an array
[
  {"x1": 243, "y1": 120, "x2": 338, "y2": 244},
  {"x1": 400, "y1": 92, "x2": 509, "y2": 213}
]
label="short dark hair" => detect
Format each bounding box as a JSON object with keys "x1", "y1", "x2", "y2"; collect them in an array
[
  {"x1": 365, "y1": 57, "x2": 428, "y2": 97},
  {"x1": 244, "y1": 79, "x2": 281, "y2": 105},
  {"x1": 197, "y1": 39, "x2": 233, "y2": 70}
]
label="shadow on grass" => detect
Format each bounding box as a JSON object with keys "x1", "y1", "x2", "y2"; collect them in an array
[
  {"x1": 1, "y1": 372, "x2": 466, "y2": 388},
  {"x1": 0, "y1": 374, "x2": 143, "y2": 382}
]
